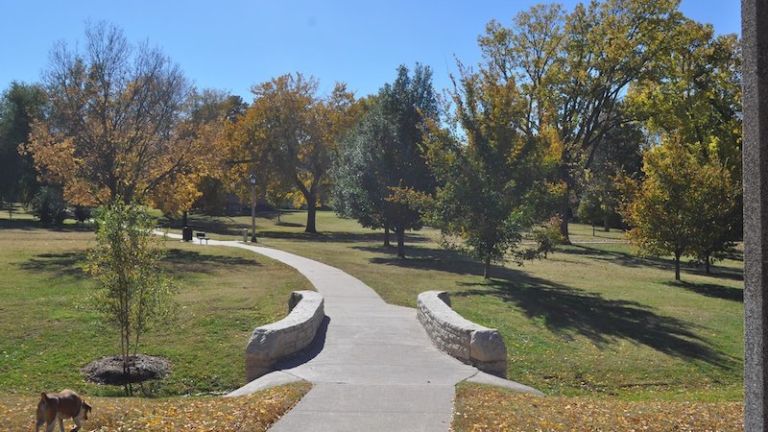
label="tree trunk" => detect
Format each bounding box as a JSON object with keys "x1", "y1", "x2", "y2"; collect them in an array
[
  {"x1": 558, "y1": 173, "x2": 572, "y2": 243},
  {"x1": 483, "y1": 256, "x2": 491, "y2": 279},
  {"x1": 559, "y1": 216, "x2": 570, "y2": 244},
  {"x1": 182, "y1": 210, "x2": 188, "y2": 228},
  {"x1": 705, "y1": 253, "x2": 711, "y2": 274},
  {"x1": 674, "y1": 251, "x2": 681, "y2": 281},
  {"x1": 396, "y1": 227, "x2": 405, "y2": 258},
  {"x1": 305, "y1": 195, "x2": 317, "y2": 233},
  {"x1": 383, "y1": 225, "x2": 391, "y2": 247},
  {"x1": 603, "y1": 213, "x2": 610, "y2": 232}
]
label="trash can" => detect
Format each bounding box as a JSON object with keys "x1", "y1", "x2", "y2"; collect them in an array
[{"x1": 182, "y1": 226, "x2": 193, "y2": 242}]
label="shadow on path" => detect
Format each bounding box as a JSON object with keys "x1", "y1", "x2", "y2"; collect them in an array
[{"x1": 273, "y1": 316, "x2": 330, "y2": 370}]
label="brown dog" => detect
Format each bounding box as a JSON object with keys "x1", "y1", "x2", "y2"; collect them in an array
[{"x1": 35, "y1": 390, "x2": 91, "y2": 432}]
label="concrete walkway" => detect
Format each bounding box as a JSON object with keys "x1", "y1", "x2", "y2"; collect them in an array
[{"x1": 161, "y1": 233, "x2": 540, "y2": 431}]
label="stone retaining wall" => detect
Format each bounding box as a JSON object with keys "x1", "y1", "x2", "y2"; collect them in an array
[
  {"x1": 245, "y1": 290, "x2": 324, "y2": 381},
  {"x1": 417, "y1": 291, "x2": 507, "y2": 377}
]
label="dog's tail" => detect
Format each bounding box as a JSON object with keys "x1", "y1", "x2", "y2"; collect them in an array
[{"x1": 82, "y1": 401, "x2": 92, "y2": 419}]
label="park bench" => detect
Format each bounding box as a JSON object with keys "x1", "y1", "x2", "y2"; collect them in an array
[{"x1": 195, "y1": 231, "x2": 209, "y2": 244}]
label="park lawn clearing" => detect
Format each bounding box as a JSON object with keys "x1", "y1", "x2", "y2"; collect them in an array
[
  {"x1": 175, "y1": 211, "x2": 743, "y2": 402},
  {"x1": 452, "y1": 382, "x2": 742, "y2": 432},
  {"x1": 0, "y1": 381, "x2": 310, "y2": 431},
  {"x1": 0, "y1": 221, "x2": 312, "y2": 396}
]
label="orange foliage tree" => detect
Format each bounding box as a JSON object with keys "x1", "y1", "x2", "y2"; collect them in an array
[
  {"x1": 26, "y1": 22, "x2": 212, "y2": 214},
  {"x1": 226, "y1": 74, "x2": 360, "y2": 233}
]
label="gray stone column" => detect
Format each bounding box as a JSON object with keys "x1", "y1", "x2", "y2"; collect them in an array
[{"x1": 744, "y1": 0, "x2": 768, "y2": 429}]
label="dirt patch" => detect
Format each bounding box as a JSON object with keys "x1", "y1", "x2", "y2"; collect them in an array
[{"x1": 82, "y1": 355, "x2": 171, "y2": 385}]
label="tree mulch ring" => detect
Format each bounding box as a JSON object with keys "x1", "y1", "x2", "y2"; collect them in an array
[{"x1": 82, "y1": 355, "x2": 171, "y2": 385}]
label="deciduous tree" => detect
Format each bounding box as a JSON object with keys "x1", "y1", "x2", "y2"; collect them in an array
[
  {"x1": 0, "y1": 82, "x2": 47, "y2": 210},
  {"x1": 26, "y1": 22, "x2": 207, "y2": 212},
  {"x1": 240, "y1": 74, "x2": 358, "y2": 233},
  {"x1": 478, "y1": 0, "x2": 679, "y2": 241},
  {"x1": 620, "y1": 139, "x2": 736, "y2": 280},
  {"x1": 425, "y1": 67, "x2": 561, "y2": 278},
  {"x1": 333, "y1": 65, "x2": 437, "y2": 257},
  {"x1": 86, "y1": 201, "x2": 175, "y2": 395}
]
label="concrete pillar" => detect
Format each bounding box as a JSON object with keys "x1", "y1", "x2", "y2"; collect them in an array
[{"x1": 743, "y1": 0, "x2": 768, "y2": 429}]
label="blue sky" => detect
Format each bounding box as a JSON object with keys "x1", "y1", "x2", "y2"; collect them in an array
[{"x1": 0, "y1": 1, "x2": 741, "y2": 100}]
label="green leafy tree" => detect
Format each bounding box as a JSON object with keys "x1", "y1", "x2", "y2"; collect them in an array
[
  {"x1": 425, "y1": 68, "x2": 560, "y2": 278},
  {"x1": 30, "y1": 186, "x2": 68, "y2": 225},
  {"x1": 0, "y1": 82, "x2": 47, "y2": 211},
  {"x1": 626, "y1": 18, "x2": 742, "y2": 265},
  {"x1": 86, "y1": 201, "x2": 175, "y2": 394},
  {"x1": 577, "y1": 120, "x2": 645, "y2": 230},
  {"x1": 478, "y1": 0, "x2": 680, "y2": 241},
  {"x1": 333, "y1": 65, "x2": 437, "y2": 257},
  {"x1": 620, "y1": 140, "x2": 737, "y2": 280},
  {"x1": 333, "y1": 105, "x2": 395, "y2": 245}
]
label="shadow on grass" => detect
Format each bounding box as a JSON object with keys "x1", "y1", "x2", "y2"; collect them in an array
[
  {"x1": 359, "y1": 243, "x2": 735, "y2": 368},
  {"x1": 570, "y1": 245, "x2": 743, "y2": 282},
  {"x1": 454, "y1": 273, "x2": 736, "y2": 369},
  {"x1": 259, "y1": 230, "x2": 428, "y2": 244},
  {"x1": 161, "y1": 249, "x2": 259, "y2": 275},
  {"x1": 359, "y1": 244, "x2": 484, "y2": 275},
  {"x1": 18, "y1": 252, "x2": 87, "y2": 278},
  {"x1": 0, "y1": 219, "x2": 94, "y2": 232},
  {"x1": 662, "y1": 280, "x2": 743, "y2": 302},
  {"x1": 18, "y1": 249, "x2": 259, "y2": 279}
]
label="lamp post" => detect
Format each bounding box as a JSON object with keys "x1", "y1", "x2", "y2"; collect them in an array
[{"x1": 249, "y1": 173, "x2": 257, "y2": 243}]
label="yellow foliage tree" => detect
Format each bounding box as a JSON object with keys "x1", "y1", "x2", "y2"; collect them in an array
[{"x1": 26, "y1": 22, "x2": 211, "y2": 214}]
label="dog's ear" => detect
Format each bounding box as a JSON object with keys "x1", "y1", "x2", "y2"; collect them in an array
[{"x1": 40, "y1": 392, "x2": 48, "y2": 401}]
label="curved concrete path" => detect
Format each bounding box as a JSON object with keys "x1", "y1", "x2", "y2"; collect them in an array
[{"x1": 161, "y1": 233, "x2": 541, "y2": 431}]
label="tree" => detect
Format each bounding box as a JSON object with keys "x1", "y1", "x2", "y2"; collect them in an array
[
  {"x1": 478, "y1": 0, "x2": 680, "y2": 241},
  {"x1": 333, "y1": 104, "x2": 394, "y2": 245},
  {"x1": 86, "y1": 201, "x2": 175, "y2": 395},
  {"x1": 333, "y1": 65, "x2": 437, "y2": 257},
  {"x1": 625, "y1": 18, "x2": 742, "y2": 264},
  {"x1": 30, "y1": 186, "x2": 68, "y2": 225},
  {"x1": 626, "y1": 19, "x2": 742, "y2": 176},
  {"x1": 0, "y1": 82, "x2": 47, "y2": 210},
  {"x1": 26, "y1": 22, "x2": 207, "y2": 212},
  {"x1": 238, "y1": 74, "x2": 359, "y2": 233},
  {"x1": 620, "y1": 139, "x2": 737, "y2": 280},
  {"x1": 425, "y1": 67, "x2": 560, "y2": 278},
  {"x1": 576, "y1": 120, "x2": 645, "y2": 231}
]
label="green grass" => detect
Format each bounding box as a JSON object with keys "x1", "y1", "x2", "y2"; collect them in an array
[
  {"x1": 0, "y1": 217, "x2": 312, "y2": 397},
  {"x1": 174, "y1": 210, "x2": 744, "y2": 401}
]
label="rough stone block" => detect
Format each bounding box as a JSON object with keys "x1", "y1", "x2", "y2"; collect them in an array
[{"x1": 417, "y1": 290, "x2": 507, "y2": 378}]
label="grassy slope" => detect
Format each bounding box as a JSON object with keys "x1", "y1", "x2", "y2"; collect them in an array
[
  {"x1": 0, "y1": 218, "x2": 312, "y2": 396},
  {"x1": 1, "y1": 382, "x2": 310, "y2": 431},
  {"x1": 174, "y1": 210, "x2": 743, "y2": 401}
]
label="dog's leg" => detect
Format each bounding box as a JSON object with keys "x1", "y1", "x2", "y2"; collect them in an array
[
  {"x1": 72, "y1": 414, "x2": 83, "y2": 432},
  {"x1": 35, "y1": 417, "x2": 44, "y2": 432},
  {"x1": 45, "y1": 420, "x2": 55, "y2": 432},
  {"x1": 57, "y1": 416, "x2": 65, "y2": 432}
]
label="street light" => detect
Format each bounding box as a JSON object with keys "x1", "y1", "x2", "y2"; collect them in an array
[{"x1": 249, "y1": 173, "x2": 257, "y2": 243}]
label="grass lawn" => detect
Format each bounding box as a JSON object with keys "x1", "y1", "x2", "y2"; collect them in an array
[
  {"x1": 174, "y1": 210, "x2": 744, "y2": 402},
  {"x1": 0, "y1": 216, "x2": 312, "y2": 397},
  {"x1": 0, "y1": 381, "x2": 310, "y2": 431}
]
